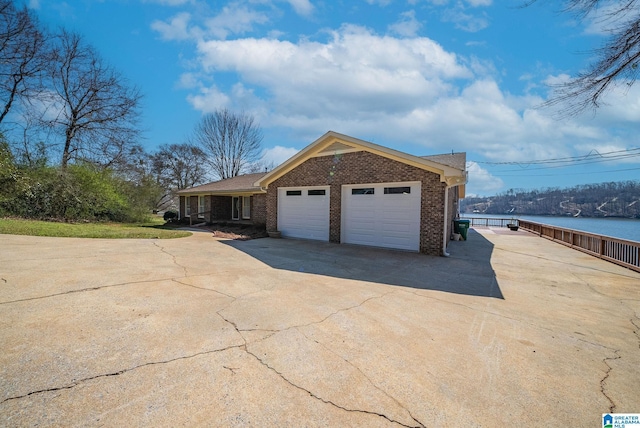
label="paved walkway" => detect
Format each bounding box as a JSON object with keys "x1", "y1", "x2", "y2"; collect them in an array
[{"x1": 0, "y1": 227, "x2": 638, "y2": 426}]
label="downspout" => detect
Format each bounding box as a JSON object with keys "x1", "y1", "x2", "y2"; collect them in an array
[
  {"x1": 442, "y1": 182, "x2": 463, "y2": 257},
  {"x1": 442, "y1": 186, "x2": 451, "y2": 257}
]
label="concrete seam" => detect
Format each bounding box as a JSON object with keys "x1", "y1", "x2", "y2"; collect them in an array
[{"x1": 495, "y1": 247, "x2": 640, "y2": 280}]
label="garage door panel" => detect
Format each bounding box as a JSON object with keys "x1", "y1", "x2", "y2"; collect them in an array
[
  {"x1": 343, "y1": 182, "x2": 421, "y2": 251},
  {"x1": 278, "y1": 188, "x2": 329, "y2": 241}
]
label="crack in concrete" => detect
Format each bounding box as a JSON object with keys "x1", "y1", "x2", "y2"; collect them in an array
[
  {"x1": 214, "y1": 292, "x2": 424, "y2": 427},
  {"x1": 171, "y1": 278, "x2": 237, "y2": 300},
  {"x1": 1, "y1": 242, "x2": 199, "y2": 306},
  {"x1": 0, "y1": 344, "x2": 245, "y2": 405},
  {"x1": 245, "y1": 348, "x2": 424, "y2": 428},
  {"x1": 226, "y1": 291, "x2": 396, "y2": 335},
  {"x1": 295, "y1": 327, "x2": 426, "y2": 428},
  {"x1": 631, "y1": 316, "x2": 640, "y2": 350},
  {"x1": 152, "y1": 241, "x2": 188, "y2": 278},
  {"x1": 600, "y1": 349, "x2": 621, "y2": 413},
  {"x1": 0, "y1": 278, "x2": 169, "y2": 306}
]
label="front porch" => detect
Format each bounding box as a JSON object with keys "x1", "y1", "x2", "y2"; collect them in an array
[{"x1": 180, "y1": 194, "x2": 266, "y2": 226}]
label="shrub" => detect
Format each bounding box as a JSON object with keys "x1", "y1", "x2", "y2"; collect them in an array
[{"x1": 163, "y1": 210, "x2": 178, "y2": 221}]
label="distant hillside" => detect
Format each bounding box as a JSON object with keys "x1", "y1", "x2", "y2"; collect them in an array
[{"x1": 461, "y1": 181, "x2": 640, "y2": 218}]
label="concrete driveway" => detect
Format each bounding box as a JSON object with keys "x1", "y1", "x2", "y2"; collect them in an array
[{"x1": 1, "y1": 229, "x2": 639, "y2": 426}]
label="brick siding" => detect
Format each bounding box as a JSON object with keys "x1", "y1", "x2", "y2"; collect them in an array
[
  {"x1": 266, "y1": 151, "x2": 447, "y2": 255},
  {"x1": 252, "y1": 194, "x2": 267, "y2": 226},
  {"x1": 210, "y1": 196, "x2": 232, "y2": 221}
]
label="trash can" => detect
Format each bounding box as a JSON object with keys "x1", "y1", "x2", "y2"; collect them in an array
[{"x1": 454, "y1": 219, "x2": 470, "y2": 241}]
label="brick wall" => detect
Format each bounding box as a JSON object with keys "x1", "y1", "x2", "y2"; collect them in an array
[
  {"x1": 211, "y1": 196, "x2": 232, "y2": 221},
  {"x1": 252, "y1": 194, "x2": 267, "y2": 226},
  {"x1": 266, "y1": 151, "x2": 446, "y2": 255}
]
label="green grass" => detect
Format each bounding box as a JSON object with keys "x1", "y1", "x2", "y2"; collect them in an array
[{"x1": 0, "y1": 217, "x2": 192, "y2": 239}]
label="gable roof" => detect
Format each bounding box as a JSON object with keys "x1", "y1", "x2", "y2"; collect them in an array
[
  {"x1": 255, "y1": 131, "x2": 467, "y2": 188},
  {"x1": 177, "y1": 172, "x2": 267, "y2": 196}
]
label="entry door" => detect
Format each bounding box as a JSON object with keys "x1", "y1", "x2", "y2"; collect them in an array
[{"x1": 232, "y1": 196, "x2": 240, "y2": 220}]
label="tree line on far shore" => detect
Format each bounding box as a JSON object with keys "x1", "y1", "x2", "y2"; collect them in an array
[
  {"x1": 461, "y1": 181, "x2": 640, "y2": 218},
  {"x1": 0, "y1": 1, "x2": 265, "y2": 222}
]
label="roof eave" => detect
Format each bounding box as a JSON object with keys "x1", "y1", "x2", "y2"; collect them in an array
[
  {"x1": 178, "y1": 188, "x2": 265, "y2": 196},
  {"x1": 254, "y1": 131, "x2": 466, "y2": 187}
]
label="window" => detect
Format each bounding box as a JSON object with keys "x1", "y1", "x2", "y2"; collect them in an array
[
  {"x1": 351, "y1": 188, "x2": 374, "y2": 195},
  {"x1": 308, "y1": 189, "x2": 326, "y2": 196},
  {"x1": 242, "y1": 196, "x2": 251, "y2": 219},
  {"x1": 384, "y1": 187, "x2": 411, "y2": 195},
  {"x1": 232, "y1": 196, "x2": 239, "y2": 220},
  {"x1": 185, "y1": 197, "x2": 191, "y2": 217},
  {"x1": 286, "y1": 190, "x2": 302, "y2": 196},
  {"x1": 198, "y1": 196, "x2": 205, "y2": 218}
]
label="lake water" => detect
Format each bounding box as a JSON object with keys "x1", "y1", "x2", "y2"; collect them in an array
[{"x1": 462, "y1": 214, "x2": 640, "y2": 243}]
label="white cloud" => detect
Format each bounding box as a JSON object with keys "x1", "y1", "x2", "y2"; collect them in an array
[
  {"x1": 260, "y1": 145, "x2": 300, "y2": 165},
  {"x1": 365, "y1": 0, "x2": 393, "y2": 6},
  {"x1": 186, "y1": 85, "x2": 231, "y2": 112},
  {"x1": 151, "y1": 4, "x2": 270, "y2": 41},
  {"x1": 466, "y1": 162, "x2": 504, "y2": 195},
  {"x1": 466, "y1": 0, "x2": 491, "y2": 6},
  {"x1": 195, "y1": 24, "x2": 471, "y2": 121},
  {"x1": 177, "y1": 72, "x2": 200, "y2": 89},
  {"x1": 442, "y1": 5, "x2": 489, "y2": 32},
  {"x1": 176, "y1": 23, "x2": 639, "y2": 172},
  {"x1": 426, "y1": 1, "x2": 492, "y2": 7},
  {"x1": 205, "y1": 4, "x2": 269, "y2": 39},
  {"x1": 287, "y1": 0, "x2": 314, "y2": 17},
  {"x1": 143, "y1": 0, "x2": 193, "y2": 5},
  {"x1": 388, "y1": 10, "x2": 422, "y2": 37},
  {"x1": 151, "y1": 12, "x2": 193, "y2": 41}
]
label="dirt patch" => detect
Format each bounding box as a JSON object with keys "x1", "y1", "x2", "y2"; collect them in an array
[{"x1": 208, "y1": 224, "x2": 269, "y2": 240}]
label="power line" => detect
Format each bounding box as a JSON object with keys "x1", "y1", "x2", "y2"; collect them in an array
[
  {"x1": 472, "y1": 147, "x2": 640, "y2": 168},
  {"x1": 495, "y1": 166, "x2": 640, "y2": 177},
  {"x1": 484, "y1": 153, "x2": 640, "y2": 172}
]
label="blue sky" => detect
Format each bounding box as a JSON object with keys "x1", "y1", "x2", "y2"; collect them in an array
[{"x1": 26, "y1": 0, "x2": 640, "y2": 195}]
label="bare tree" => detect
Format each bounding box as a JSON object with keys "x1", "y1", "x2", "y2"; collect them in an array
[
  {"x1": 42, "y1": 30, "x2": 142, "y2": 169},
  {"x1": 152, "y1": 143, "x2": 209, "y2": 190},
  {"x1": 192, "y1": 108, "x2": 263, "y2": 179},
  {"x1": 526, "y1": 1, "x2": 640, "y2": 116},
  {"x1": 0, "y1": 0, "x2": 49, "y2": 124}
]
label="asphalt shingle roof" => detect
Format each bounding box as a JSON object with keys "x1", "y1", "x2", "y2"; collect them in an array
[
  {"x1": 177, "y1": 172, "x2": 268, "y2": 195},
  {"x1": 421, "y1": 153, "x2": 466, "y2": 171}
]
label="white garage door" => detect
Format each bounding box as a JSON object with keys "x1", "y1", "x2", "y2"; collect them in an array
[
  {"x1": 342, "y1": 182, "x2": 421, "y2": 251},
  {"x1": 277, "y1": 186, "x2": 330, "y2": 241}
]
